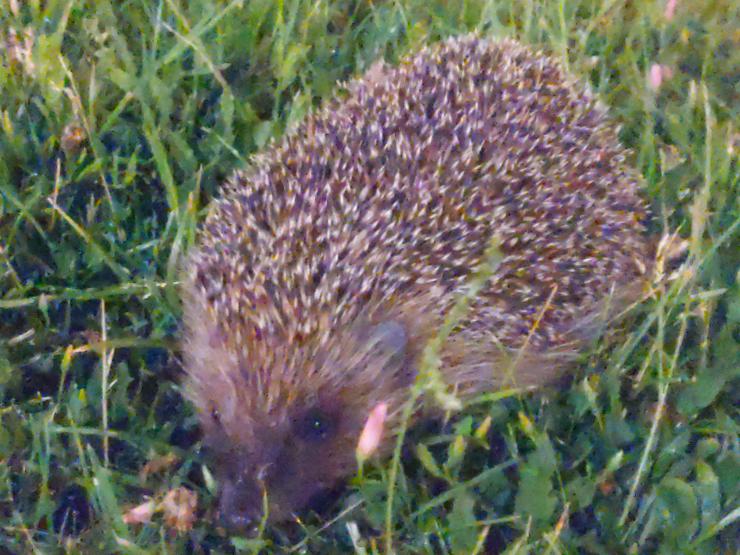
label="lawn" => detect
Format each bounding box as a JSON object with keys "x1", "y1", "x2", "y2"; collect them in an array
[{"x1": 0, "y1": 0, "x2": 738, "y2": 553}]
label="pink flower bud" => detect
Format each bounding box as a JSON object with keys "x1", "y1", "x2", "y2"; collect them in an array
[
  {"x1": 122, "y1": 500, "x2": 156, "y2": 525},
  {"x1": 649, "y1": 64, "x2": 664, "y2": 90},
  {"x1": 649, "y1": 64, "x2": 674, "y2": 91},
  {"x1": 664, "y1": 0, "x2": 677, "y2": 21},
  {"x1": 356, "y1": 402, "x2": 388, "y2": 459}
]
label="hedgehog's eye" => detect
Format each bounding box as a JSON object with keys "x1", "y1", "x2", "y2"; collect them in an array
[
  {"x1": 210, "y1": 404, "x2": 221, "y2": 425},
  {"x1": 294, "y1": 408, "x2": 336, "y2": 442}
]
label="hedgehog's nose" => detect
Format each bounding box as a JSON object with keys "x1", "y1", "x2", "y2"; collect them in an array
[
  {"x1": 220, "y1": 510, "x2": 256, "y2": 531},
  {"x1": 219, "y1": 501, "x2": 262, "y2": 532},
  {"x1": 218, "y1": 480, "x2": 262, "y2": 531}
]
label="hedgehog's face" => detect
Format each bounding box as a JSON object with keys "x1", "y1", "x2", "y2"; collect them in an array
[
  {"x1": 210, "y1": 396, "x2": 368, "y2": 528},
  {"x1": 200, "y1": 320, "x2": 413, "y2": 529}
]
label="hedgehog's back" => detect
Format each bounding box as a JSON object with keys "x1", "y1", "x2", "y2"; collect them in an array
[{"x1": 191, "y1": 35, "x2": 649, "y2": 358}]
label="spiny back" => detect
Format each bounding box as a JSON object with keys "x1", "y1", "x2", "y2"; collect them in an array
[{"x1": 190, "y1": 35, "x2": 647, "y2": 362}]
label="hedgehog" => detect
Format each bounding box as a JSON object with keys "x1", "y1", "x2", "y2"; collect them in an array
[{"x1": 181, "y1": 35, "x2": 650, "y2": 528}]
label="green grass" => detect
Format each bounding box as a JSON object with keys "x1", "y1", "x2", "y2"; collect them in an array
[{"x1": 0, "y1": 0, "x2": 738, "y2": 552}]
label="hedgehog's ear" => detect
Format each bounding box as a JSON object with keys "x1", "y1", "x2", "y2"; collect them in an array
[{"x1": 366, "y1": 320, "x2": 408, "y2": 370}]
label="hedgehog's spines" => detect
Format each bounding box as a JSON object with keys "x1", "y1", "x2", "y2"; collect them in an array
[{"x1": 182, "y1": 34, "x2": 650, "y2": 524}]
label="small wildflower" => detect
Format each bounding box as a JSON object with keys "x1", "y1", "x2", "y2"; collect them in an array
[
  {"x1": 356, "y1": 402, "x2": 388, "y2": 460},
  {"x1": 122, "y1": 500, "x2": 156, "y2": 525},
  {"x1": 161, "y1": 487, "x2": 198, "y2": 533},
  {"x1": 61, "y1": 123, "x2": 87, "y2": 156},
  {"x1": 664, "y1": 0, "x2": 678, "y2": 21},
  {"x1": 649, "y1": 64, "x2": 662, "y2": 90},
  {"x1": 649, "y1": 64, "x2": 673, "y2": 91}
]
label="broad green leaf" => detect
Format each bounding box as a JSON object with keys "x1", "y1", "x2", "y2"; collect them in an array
[
  {"x1": 695, "y1": 460, "x2": 721, "y2": 534},
  {"x1": 654, "y1": 477, "x2": 699, "y2": 543},
  {"x1": 515, "y1": 460, "x2": 556, "y2": 523},
  {"x1": 448, "y1": 491, "x2": 478, "y2": 555}
]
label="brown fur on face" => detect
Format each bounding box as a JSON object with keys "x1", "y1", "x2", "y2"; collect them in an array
[
  {"x1": 182, "y1": 292, "x2": 433, "y2": 526},
  {"x1": 207, "y1": 393, "x2": 363, "y2": 525}
]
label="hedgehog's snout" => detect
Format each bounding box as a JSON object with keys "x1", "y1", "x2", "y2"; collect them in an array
[
  {"x1": 218, "y1": 475, "x2": 264, "y2": 531},
  {"x1": 213, "y1": 403, "x2": 353, "y2": 526}
]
